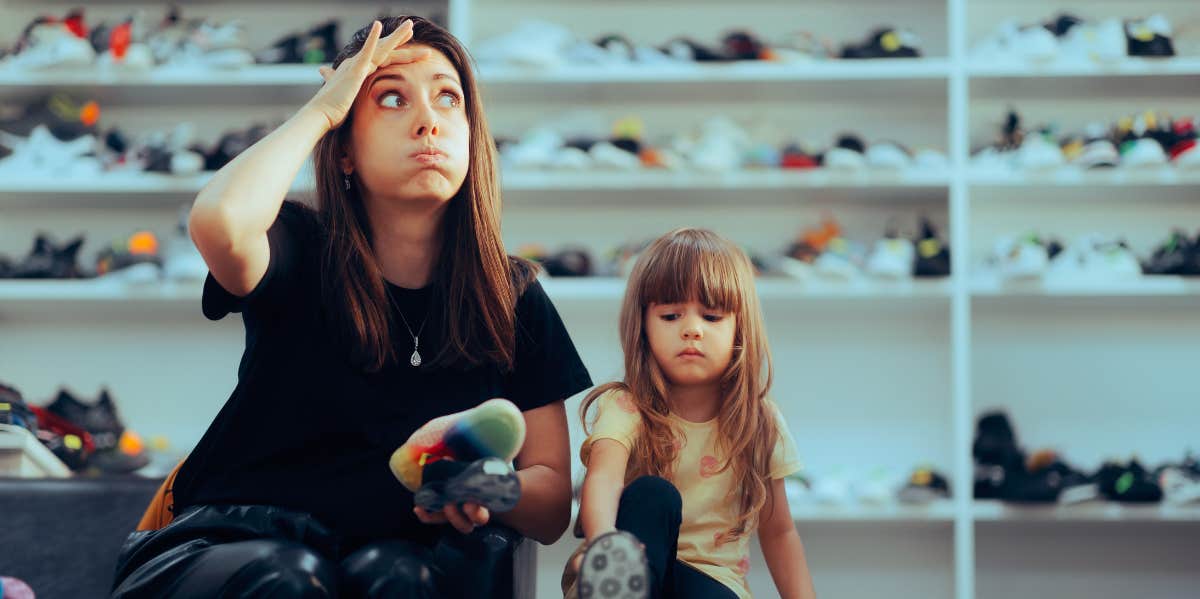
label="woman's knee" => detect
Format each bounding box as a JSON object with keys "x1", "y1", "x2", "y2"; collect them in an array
[
  {"x1": 210, "y1": 540, "x2": 336, "y2": 597},
  {"x1": 339, "y1": 540, "x2": 438, "y2": 599},
  {"x1": 620, "y1": 476, "x2": 682, "y2": 516}
]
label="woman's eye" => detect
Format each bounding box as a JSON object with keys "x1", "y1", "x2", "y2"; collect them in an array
[
  {"x1": 379, "y1": 93, "x2": 406, "y2": 108},
  {"x1": 437, "y1": 91, "x2": 461, "y2": 108}
]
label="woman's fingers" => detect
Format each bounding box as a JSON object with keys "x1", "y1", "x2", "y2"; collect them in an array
[
  {"x1": 318, "y1": 65, "x2": 334, "y2": 82},
  {"x1": 413, "y1": 506, "x2": 447, "y2": 524},
  {"x1": 356, "y1": 20, "x2": 384, "y2": 67},
  {"x1": 381, "y1": 48, "x2": 431, "y2": 68},
  {"x1": 442, "y1": 504, "x2": 475, "y2": 534},
  {"x1": 462, "y1": 502, "x2": 490, "y2": 526},
  {"x1": 373, "y1": 19, "x2": 414, "y2": 63}
]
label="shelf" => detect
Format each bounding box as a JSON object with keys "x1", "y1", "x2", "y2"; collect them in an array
[
  {"x1": 0, "y1": 64, "x2": 323, "y2": 89},
  {"x1": 790, "y1": 500, "x2": 956, "y2": 523},
  {"x1": 540, "y1": 277, "x2": 952, "y2": 302},
  {"x1": 478, "y1": 59, "x2": 951, "y2": 84},
  {"x1": 969, "y1": 168, "x2": 1200, "y2": 188},
  {"x1": 972, "y1": 276, "x2": 1200, "y2": 298},
  {"x1": 0, "y1": 278, "x2": 952, "y2": 319},
  {"x1": 974, "y1": 500, "x2": 1200, "y2": 523},
  {"x1": 503, "y1": 169, "x2": 950, "y2": 191},
  {"x1": 968, "y1": 57, "x2": 1200, "y2": 79},
  {"x1": 0, "y1": 169, "x2": 949, "y2": 207}
]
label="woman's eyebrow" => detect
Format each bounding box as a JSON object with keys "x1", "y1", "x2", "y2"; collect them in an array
[{"x1": 370, "y1": 72, "x2": 461, "y2": 90}]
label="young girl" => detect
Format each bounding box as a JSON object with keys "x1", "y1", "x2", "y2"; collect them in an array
[{"x1": 566, "y1": 228, "x2": 816, "y2": 599}]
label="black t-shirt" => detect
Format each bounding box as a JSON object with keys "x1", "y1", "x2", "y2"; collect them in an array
[{"x1": 172, "y1": 201, "x2": 592, "y2": 549}]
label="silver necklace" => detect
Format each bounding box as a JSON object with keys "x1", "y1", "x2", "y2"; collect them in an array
[
  {"x1": 396, "y1": 308, "x2": 428, "y2": 367},
  {"x1": 389, "y1": 290, "x2": 429, "y2": 367}
]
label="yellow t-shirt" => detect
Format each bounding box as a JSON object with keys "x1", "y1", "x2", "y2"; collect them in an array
[{"x1": 581, "y1": 390, "x2": 803, "y2": 599}]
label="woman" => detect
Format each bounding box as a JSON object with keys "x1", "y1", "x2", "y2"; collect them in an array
[{"x1": 111, "y1": 16, "x2": 591, "y2": 598}]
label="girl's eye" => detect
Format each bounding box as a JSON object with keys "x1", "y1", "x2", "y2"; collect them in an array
[
  {"x1": 703, "y1": 314, "x2": 725, "y2": 322},
  {"x1": 379, "y1": 93, "x2": 406, "y2": 109},
  {"x1": 437, "y1": 91, "x2": 462, "y2": 108},
  {"x1": 660, "y1": 314, "x2": 679, "y2": 322}
]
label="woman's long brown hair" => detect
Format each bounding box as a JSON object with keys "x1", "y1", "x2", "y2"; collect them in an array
[
  {"x1": 581, "y1": 228, "x2": 778, "y2": 545},
  {"x1": 312, "y1": 16, "x2": 532, "y2": 372}
]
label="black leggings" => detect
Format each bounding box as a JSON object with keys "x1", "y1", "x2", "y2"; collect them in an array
[
  {"x1": 616, "y1": 476, "x2": 739, "y2": 599},
  {"x1": 110, "y1": 504, "x2": 520, "y2": 599}
]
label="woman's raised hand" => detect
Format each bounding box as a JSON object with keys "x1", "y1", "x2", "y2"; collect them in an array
[{"x1": 305, "y1": 19, "x2": 431, "y2": 131}]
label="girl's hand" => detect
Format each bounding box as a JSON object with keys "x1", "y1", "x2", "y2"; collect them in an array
[
  {"x1": 413, "y1": 502, "x2": 490, "y2": 534},
  {"x1": 305, "y1": 19, "x2": 431, "y2": 131}
]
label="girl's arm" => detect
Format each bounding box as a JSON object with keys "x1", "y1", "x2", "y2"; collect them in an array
[
  {"x1": 758, "y1": 478, "x2": 816, "y2": 599},
  {"x1": 579, "y1": 438, "x2": 630, "y2": 541}
]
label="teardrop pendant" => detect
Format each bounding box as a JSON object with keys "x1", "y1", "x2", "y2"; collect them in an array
[{"x1": 410, "y1": 349, "x2": 422, "y2": 367}]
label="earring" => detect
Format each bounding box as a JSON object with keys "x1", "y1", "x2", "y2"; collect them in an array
[{"x1": 343, "y1": 173, "x2": 351, "y2": 190}]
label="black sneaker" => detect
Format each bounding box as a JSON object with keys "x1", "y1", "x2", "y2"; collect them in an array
[
  {"x1": 414, "y1": 457, "x2": 522, "y2": 513},
  {"x1": 1005, "y1": 450, "x2": 1088, "y2": 504},
  {"x1": 840, "y1": 27, "x2": 922, "y2": 59},
  {"x1": 577, "y1": 530, "x2": 649, "y2": 599},
  {"x1": 45, "y1": 388, "x2": 148, "y2": 474},
  {"x1": 972, "y1": 410, "x2": 1024, "y2": 499},
  {"x1": 1098, "y1": 459, "x2": 1164, "y2": 503},
  {"x1": 1143, "y1": 230, "x2": 1197, "y2": 275},
  {"x1": 1125, "y1": 15, "x2": 1175, "y2": 58},
  {"x1": 6, "y1": 234, "x2": 86, "y2": 279},
  {"x1": 913, "y1": 217, "x2": 951, "y2": 277}
]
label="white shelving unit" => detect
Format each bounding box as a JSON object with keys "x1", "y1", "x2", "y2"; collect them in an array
[{"x1": 2, "y1": 1, "x2": 1198, "y2": 598}]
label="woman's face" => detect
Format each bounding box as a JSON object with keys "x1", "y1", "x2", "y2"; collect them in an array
[{"x1": 346, "y1": 45, "x2": 470, "y2": 205}]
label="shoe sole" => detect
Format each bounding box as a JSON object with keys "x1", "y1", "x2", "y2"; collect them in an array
[
  {"x1": 414, "y1": 458, "x2": 521, "y2": 513},
  {"x1": 578, "y1": 531, "x2": 649, "y2": 599}
]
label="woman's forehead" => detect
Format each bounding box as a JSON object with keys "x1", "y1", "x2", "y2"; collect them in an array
[{"x1": 370, "y1": 47, "x2": 459, "y2": 84}]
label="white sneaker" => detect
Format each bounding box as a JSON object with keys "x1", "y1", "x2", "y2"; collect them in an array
[
  {"x1": 866, "y1": 237, "x2": 915, "y2": 278},
  {"x1": 866, "y1": 142, "x2": 911, "y2": 170},
  {"x1": 3, "y1": 21, "x2": 95, "y2": 70},
  {"x1": 1048, "y1": 235, "x2": 1142, "y2": 281},
  {"x1": 163, "y1": 208, "x2": 208, "y2": 282},
  {"x1": 1018, "y1": 134, "x2": 1065, "y2": 170},
  {"x1": 476, "y1": 20, "x2": 575, "y2": 69},
  {"x1": 1121, "y1": 138, "x2": 1168, "y2": 167},
  {"x1": 991, "y1": 235, "x2": 1051, "y2": 280}
]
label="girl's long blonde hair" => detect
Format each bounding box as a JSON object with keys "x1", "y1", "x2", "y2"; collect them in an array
[{"x1": 582, "y1": 228, "x2": 777, "y2": 544}]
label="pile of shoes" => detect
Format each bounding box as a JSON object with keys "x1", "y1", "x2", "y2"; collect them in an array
[
  {"x1": 780, "y1": 215, "x2": 951, "y2": 281},
  {"x1": 0, "y1": 206, "x2": 208, "y2": 283},
  {"x1": 0, "y1": 7, "x2": 342, "y2": 72},
  {"x1": 979, "y1": 228, "x2": 1200, "y2": 283},
  {"x1": 973, "y1": 410, "x2": 1199, "y2": 506},
  {"x1": 0, "y1": 381, "x2": 150, "y2": 475},
  {"x1": 476, "y1": 21, "x2": 926, "y2": 70},
  {"x1": 972, "y1": 109, "x2": 1199, "y2": 172},
  {"x1": 499, "y1": 114, "x2": 947, "y2": 173},
  {"x1": 971, "y1": 12, "x2": 1178, "y2": 64}
]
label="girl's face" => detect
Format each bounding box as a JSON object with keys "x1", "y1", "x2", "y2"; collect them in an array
[
  {"x1": 645, "y1": 300, "x2": 737, "y2": 388},
  {"x1": 346, "y1": 45, "x2": 470, "y2": 205}
]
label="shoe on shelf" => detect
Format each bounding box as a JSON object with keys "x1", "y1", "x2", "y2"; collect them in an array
[
  {"x1": 95, "y1": 230, "x2": 163, "y2": 282},
  {"x1": 913, "y1": 217, "x2": 951, "y2": 277},
  {"x1": 840, "y1": 27, "x2": 922, "y2": 59},
  {"x1": 1125, "y1": 14, "x2": 1175, "y2": 58},
  {"x1": 897, "y1": 466, "x2": 950, "y2": 504},
  {"x1": 4, "y1": 233, "x2": 87, "y2": 279}
]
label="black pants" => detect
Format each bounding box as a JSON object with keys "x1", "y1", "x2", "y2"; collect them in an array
[
  {"x1": 110, "y1": 504, "x2": 520, "y2": 599},
  {"x1": 616, "y1": 476, "x2": 739, "y2": 599}
]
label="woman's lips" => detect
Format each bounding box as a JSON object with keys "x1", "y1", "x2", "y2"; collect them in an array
[{"x1": 412, "y1": 152, "x2": 445, "y2": 166}]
